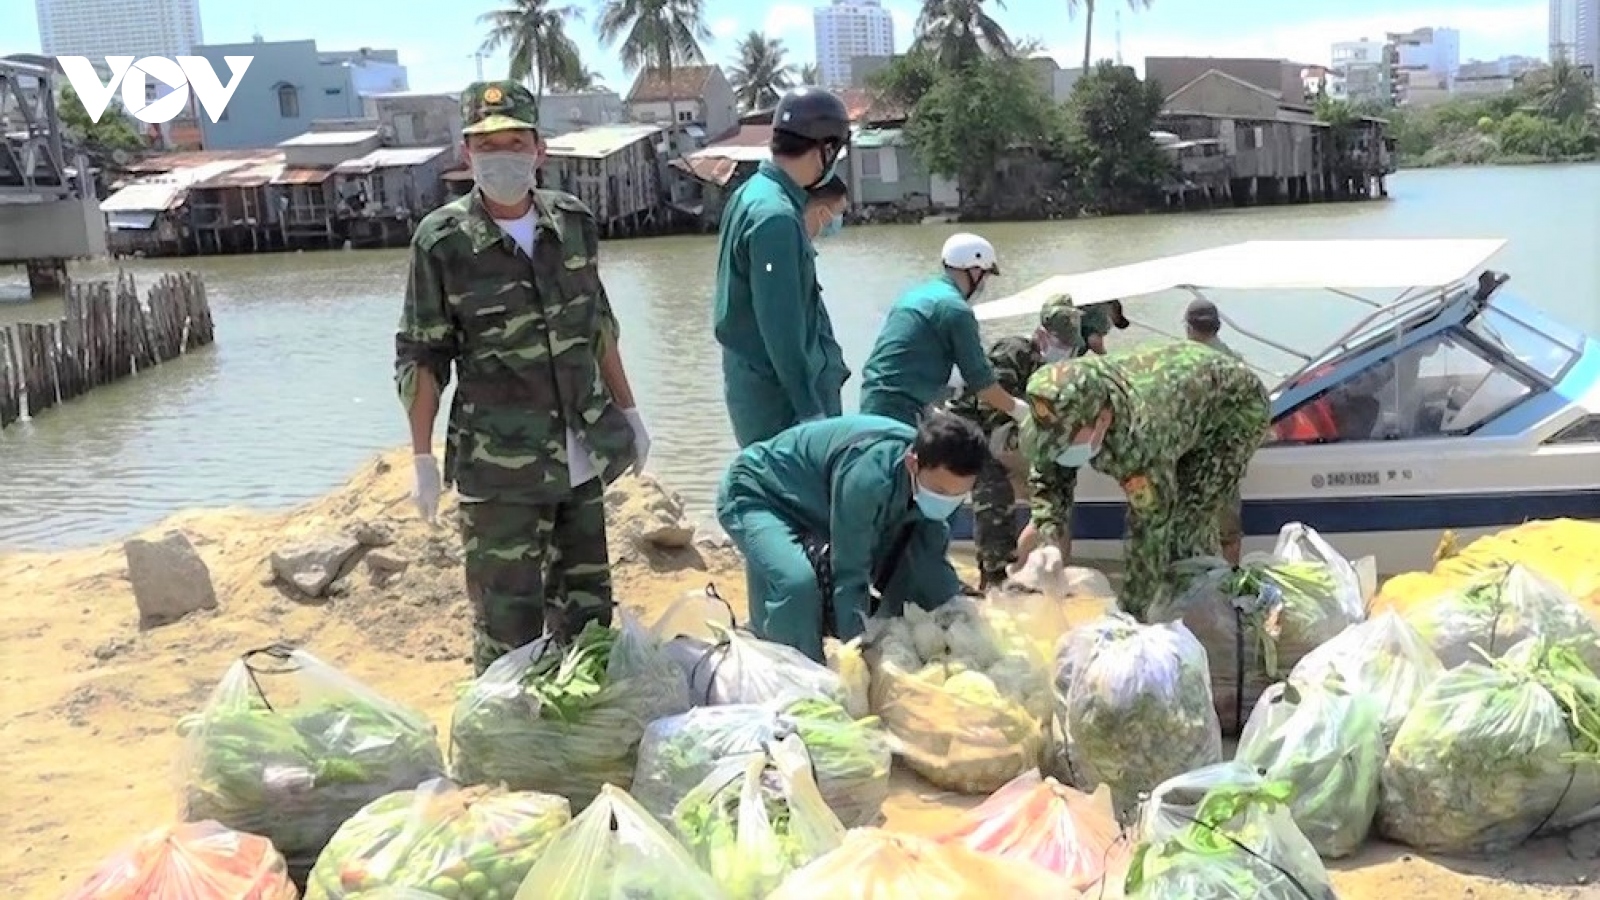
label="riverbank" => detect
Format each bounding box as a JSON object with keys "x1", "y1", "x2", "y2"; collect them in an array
[{"x1": 3, "y1": 446, "x2": 1595, "y2": 897}]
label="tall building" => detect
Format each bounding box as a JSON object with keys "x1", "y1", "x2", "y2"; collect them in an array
[
  {"x1": 1330, "y1": 38, "x2": 1393, "y2": 105},
  {"x1": 814, "y1": 0, "x2": 895, "y2": 90},
  {"x1": 1550, "y1": 0, "x2": 1599, "y2": 66},
  {"x1": 1386, "y1": 27, "x2": 1460, "y2": 105},
  {"x1": 36, "y1": 0, "x2": 203, "y2": 59}
]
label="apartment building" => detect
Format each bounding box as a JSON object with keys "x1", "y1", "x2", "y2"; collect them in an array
[
  {"x1": 1550, "y1": 0, "x2": 1599, "y2": 67},
  {"x1": 35, "y1": 0, "x2": 202, "y2": 59},
  {"x1": 814, "y1": 0, "x2": 895, "y2": 90}
]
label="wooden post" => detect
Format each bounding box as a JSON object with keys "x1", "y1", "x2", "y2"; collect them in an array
[{"x1": 0, "y1": 327, "x2": 19, "y2": 428}]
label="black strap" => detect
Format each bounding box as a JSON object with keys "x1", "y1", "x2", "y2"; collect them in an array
[{"x1": 806, "y1": 429, "x2": 915, "y2": 635}]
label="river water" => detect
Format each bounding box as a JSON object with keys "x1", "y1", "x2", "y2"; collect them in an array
[{"x1": 1, "y1": 164, "x2": 1596, "y2": 550}]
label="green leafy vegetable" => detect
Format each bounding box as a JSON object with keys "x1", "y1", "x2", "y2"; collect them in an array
[
  {"x1": 1288, "y1": 611, "x2": 1444, "y2": 747},
  {"x1": 1404, "y1": 564, "x2": 1600, "y2": 673}
]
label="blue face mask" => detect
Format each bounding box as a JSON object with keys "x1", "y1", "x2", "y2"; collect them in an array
[
  {"x1": 1054, "y1": 441, "x2": 1099, "y2": 469},
  {"x1": 914, "y1": 484, "x2": 968, "y2": 521},
  {"x1": 817, "y1": 212, "x2": 843, "y2": 238}
]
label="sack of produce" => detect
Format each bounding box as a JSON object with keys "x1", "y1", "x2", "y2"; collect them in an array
[
  {"x1": 1235, "y1": 679, "x2": 1383, "y2": 858},
  {"x1": 1288, "y1": 611, "x2": 1443, "y2": 746},
  {"x1": 824, "y1": 637, "x2": 872, "y2": 719},
  {"x1": 1378, "y1": 637, "x2": 1600, "y2": 855},
  {"x1": 654, "y1": 584, "x2": 849, "y2": 707},
  {"x1": 766, "y1": 828, "x2": 1081, "y2": 899},
  {"x1": 633, "y1": 696, "x2": 889, "y2": 828},
  {"x1": 1052, "y1": 615, "x2": 1223, "y2": 815},
  {"x1": 1150, "y1": 523, "x2": 1365, "y2": 735},
  {"x1": 1376, "y1": 520, "x2": 1600, "y2": 615},
  {"x1": 670, "y1": 732, "x2": 844, "y2": 897},
  {"x1": 66, "y1": 820, "x2": 297, "y2": 900},
  {"x1": 1125, "y1": 773, "x2": 1335, "y2": 899},
  {"x1": 864, "y1": 596, "x2": 1053, "y2": 793},
  {"x1": 450, "y1": 614, "x2": 691, "y2": 808},
  {"x1": 1403, "y1": 563, "x2": 1600, "y2": 673},
  {"x1": 514, "y1": 783, "x2": 729, "y2": 899},
  {"x1": 304, "y1": 778, "x2": 569, "y2": 899},
  {"x1": 178, "y1": 645, "x2": 444, "y2": 869},
  {"x1": 935, "y1": 768, "x2": 1124, "y2": 889}
]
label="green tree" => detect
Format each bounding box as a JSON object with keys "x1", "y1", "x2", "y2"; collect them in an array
[
  {"x1": 1524, "y1": 58, "x2": 1596, "y2": 123},
  {"x1": 1063, "y1": 0, "x2": 1152, "y2": 72},
  {"x1": 596, "y1": 0, "x2": 712, "y2": 150},
  {"x1": 728, "y1": 31, "x2": 795, "y2": 111},
  {"x1": 56, "y1": 85, "x2": 144, "y2": 160},
  {"x1": 798, "y1": 62, "x2": 820, "y2": 84},
  {"x1": 869, "y1": 48, "x2": 942, "y2": 109},
  {"x1": 1061, "y1": 60, "x2": 1169, "y2": 212},
  {"x1": 478, "y1": 0, "x2": 585, "y2": 102},
  {"x1": 914, "y1": 0, "x2": 1014, "y2": 69}
]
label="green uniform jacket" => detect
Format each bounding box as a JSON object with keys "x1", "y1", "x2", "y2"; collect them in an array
[
  {"x1": 1077, "y1": 303, "x2": 1114, "y2": 355},
  {"x1": 713, "y1": 162, "x2": 848, "y2": 446},
  {"x1": 718, "y1": 415, "x2": 963, "y2": 639},
  {"x1": 394, "y1": 189, "x2": 636, "y2": 502},
  {"x1": 859, "y1": 275, "x2": 997, "y2": 424}
]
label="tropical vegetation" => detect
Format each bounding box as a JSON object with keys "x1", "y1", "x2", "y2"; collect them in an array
[
  {"x1": 594, "y1": 0, "x2": 712, "y2": 133},
  {"x1": 728, "y1": 31, "x2": 796, "y2": 112},
  {"x1": 477, "y1": 0, "x2": 585, "y2": 101},
  {"x1": 56, "y1": 84, "x2": 144, "y2": 174},
  {"x1": 1064, "y1": 0, "x2": 1153, "y2": 71}
]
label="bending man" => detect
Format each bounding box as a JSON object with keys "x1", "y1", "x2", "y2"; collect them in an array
[
  {"x1": 1021, "y1": 341, "x2": 1269, "y2": 618},
  {"x1": 716, "y1": 412, "x2": 987, "y2": 661}
]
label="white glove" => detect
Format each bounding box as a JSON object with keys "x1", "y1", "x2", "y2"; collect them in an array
[
  {"x1": 1008, "y1": 397, "x2": 1030, "y2": 423},
  {"x1": 989, "y1": 422, "x2": 1015, "y2": 456},
  {"x1": 411, "y1": 454, "x2": 442, "y2": 524},
  {"x1": 623, "y1": 408, "x2": 651, "y2": 475},
  {"x1": 947, "y1": 366, "x2": 966, "y2": 390}
]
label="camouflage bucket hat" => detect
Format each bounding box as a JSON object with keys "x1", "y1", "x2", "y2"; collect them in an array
[
  {"x1": 1020, "y1": 362, "x2": 1108, "y2": 464},
  {"x1": 1039, "y1": 294, "x2": 1085, "y2": 353},
  {"x1": 461, "y1": 80, "x2": 539, "y2": 135}
]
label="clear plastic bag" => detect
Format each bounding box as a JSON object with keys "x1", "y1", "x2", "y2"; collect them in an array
[
  {"x1": 177, "y1": 645, "x2": 444, "y2": 868},
  {"x1": 1235, "y1": 680, "x2": 1383, "y2": 858},
  {"x1": 1378, "y1": 637, "x2": 1600, "y2": 854},
  {"x1": 935, "y1": 768, "x2": 1125, "y2": 890},
  {"x1": 825, "y1": 637, "x2": 872, "y2": 719},
  {"x1": 632, "y1": 698, "x2": 891, "y2": 828},
  {"x1": 1150, "y1": 523, "x2": 1365, "y2": 735},
  {"x1": 513, "y1": 783, "x2": 729, "y2": 899},
  {"x1": 766, "y1": 828, "x2": 1081, "y2": 899},
  {"x1": 304, "y1": 778, "x2": 570, "y2": 899},
  {"x1": 864, "y1": 596, "x2": 1054, "y2": 794},
  {"x1": 1053, "y1": 615, "x2": 1223, "y2": 816},
  {"x1": 450, "y1": 614, "x2": 691, "y2": 809},
  {"x1": 65, "y1": 820, "x2": 298, "y2": 900},
  {"x1": 1403, "y1": 563, "x2": 1600, "y2": 673},
  {"x1": 671, "y1": 733, "x2": 844, "y2": 897},
  {"x1": 1288, "y1": 611, "x2": 1444, "y2": 746},
  {"x1": 1129, "y1": 767, "x2": 1335, "y2": 899}
]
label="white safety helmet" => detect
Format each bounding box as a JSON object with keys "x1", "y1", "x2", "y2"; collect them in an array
[{"x1": 940, "y1": 233, "x2": 1001, "y2": 275}]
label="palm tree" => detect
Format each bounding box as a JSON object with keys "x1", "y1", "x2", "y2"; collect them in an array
[
  {"x1": 799, "y1": 62, "x2": 820, "y2": 85},
  {"x1": 478, "y1": 0, "x2": 586, "y2": 102},
  {"x1": 552, "y1": 67, "x2": 606, "y2": 92},
  {"x1": 1528, "y1": 58, "x2": 1596, "y2": 122},
  {"x1": 915, "y1": 0, "x2": 1014, "y2": 69},
  {"x1": 596, "y1": 0, "x2": 712, "y2": 147},
  {"x1": 1064, "y1": 0, "x2": 1152, "y2": 72},
  {"x1": 729, "y1": 31, "x2": 796, "y2": 111}
]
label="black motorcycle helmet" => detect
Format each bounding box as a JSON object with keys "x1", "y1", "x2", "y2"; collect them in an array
[{"x1": 773, "y1": 87, "x2": 851, "y2": 187}]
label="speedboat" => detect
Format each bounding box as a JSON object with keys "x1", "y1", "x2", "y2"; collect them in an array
[{"x1": 954, "y1": 238, "x2": 1600, "y2": 574}]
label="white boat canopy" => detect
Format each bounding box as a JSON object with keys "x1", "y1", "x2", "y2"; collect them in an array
[{"x1": 972, "y1": 238, "x2": 1508, "y2": 322}]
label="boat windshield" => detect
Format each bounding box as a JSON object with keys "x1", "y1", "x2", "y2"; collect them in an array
[
  {"x1": 1279, "y1": 289, "x2": 1454, "y2": 389},
  {"x1": 1464, "y1": 301, "x2": 1583, "y2": 385}
]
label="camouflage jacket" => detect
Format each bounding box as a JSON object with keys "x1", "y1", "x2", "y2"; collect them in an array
[
  {"x1": 948, "y1": 335, "x2": 1039, "y2": 437},
  {"x1": 394, "y1": 189, "x2": 636, "y2": 502}
]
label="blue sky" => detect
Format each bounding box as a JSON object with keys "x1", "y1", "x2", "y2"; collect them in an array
[{"x1": 4, "y1": 0, "x2": 1549, "y2": 96}]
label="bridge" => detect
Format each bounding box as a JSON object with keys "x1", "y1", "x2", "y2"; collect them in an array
[{"x1": 0, "y1": 54, "x2": 106, "y2": 297}]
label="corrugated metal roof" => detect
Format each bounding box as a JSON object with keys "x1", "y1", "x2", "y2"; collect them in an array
[
  {"x1": 273, "y1": 166, "x2": 335, "y2": 185},
  {"x1": 278, "y1": 130, "x2": 380, "y2": 147},
  {"x1": 853, "y1": 128, "x2": 904, "y2": 149},
  {"x1": 100, "y1": 181, "x2": 185, "y2": 212},
  {"x1": 544, "y1": 124, "x2": 663, "y2": 159},
  {"x1": 122, "y1": 149, "x2": 277, "y2": 174},
  {"x1": 332, "y1": 146, "x2": 450, "y2": 174},
  {"x1": 194, "y1": 158, "x2": 286, "y2": 188}
]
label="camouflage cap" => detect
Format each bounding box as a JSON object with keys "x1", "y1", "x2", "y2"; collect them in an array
[
  {"x1": 1019, "y1": 361, "x2": 1112, "y2": 465},
  {"x1": 1039, "y1": 294, "x2": 1085, "y2": 353},
  {"x1": 461, "y1": 80, "x2": 539, "y2": 135}
]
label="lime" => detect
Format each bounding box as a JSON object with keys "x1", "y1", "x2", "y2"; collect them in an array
[{"x1": 427, "y1": 875, "x2": 464, "y2": 898}]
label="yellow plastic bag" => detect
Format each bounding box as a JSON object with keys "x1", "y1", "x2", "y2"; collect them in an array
[
  {"x1": 935, "y1": 768, "x2": 1125, "y2": 890},
  {"x1": 1375, "y1": 519, "x2": 1600, "y2": 614},
  {"x1": 1403, "y1": 564, "x2": 1600, "y2": 673},
  {"x1": 66, "y1": 821, "x2": 298, "y2": 900},
  {"x1": 767, "y1": 828, "x2": 1082, "y2": 899}
]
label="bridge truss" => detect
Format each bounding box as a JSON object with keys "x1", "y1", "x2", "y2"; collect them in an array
[{"x1": 0, "y1": 56, "x2": 74, "y2": 200}]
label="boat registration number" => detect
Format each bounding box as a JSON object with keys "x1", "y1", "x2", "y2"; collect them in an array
[{"x1": 1319, "y1": 470, "x2": 1380, "y2": 488}]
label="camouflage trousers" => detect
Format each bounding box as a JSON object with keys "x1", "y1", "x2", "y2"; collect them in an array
[
  {"x1": 971, "y1": 454, "x2": 1020, "y2": 588},
  {"x1": 457, "y1": 478, "x2": 614, "y2": 675}
]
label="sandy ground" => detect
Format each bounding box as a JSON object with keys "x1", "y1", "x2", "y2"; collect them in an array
[{"x1": 3, "y1": 447, "x2": 1597, "y2": 898}]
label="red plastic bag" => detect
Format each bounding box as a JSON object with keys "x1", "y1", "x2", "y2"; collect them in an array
[
  {"x1": 936, "y1": 769, "x2": 1126, "y2": 890},
  {"x1": 66, "y1": 820, "x2": 298, "y2": 900}
]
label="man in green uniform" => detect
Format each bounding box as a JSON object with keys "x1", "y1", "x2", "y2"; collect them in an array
[
  {"x1": 859, "y1": 233, "x2": 1032, "y2": 427},
  {"x1": 395, "y1": 81, "x2": 651, "y2": 673},
  {"x1": 804, "y1": 175, "x2": 849, "y2": 240},
  {"x1": 716, "y1": 412, "x2": 987, "y2": 661},
  {"x1": 1184, "y1": 297, "x2": 1245, "y2": 564},
  {"x1": 948, "y1": 295, "x2": 1084, "y2": 588},
  {"x1": 714, "y1": 87, "x2": 852, "y2": 447},
  {"x1": 1077, "y1": 299, "x2": 1130, "y2": 355},
  {"x1": 1021, "y1": 341, "x2": 1270, "y2": 618}
]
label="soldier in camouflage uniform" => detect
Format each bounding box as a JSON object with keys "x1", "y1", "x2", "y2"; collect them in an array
[
  {"x1": 1021, "y1": 340, "x2": 1270, "y2": 618},
  {"x1": 395, "y1": 81, "x2": 651, "y2": 674},
  {"x1": 1077, "y1": 299, "x2": 1129, "y2": 356},
  {"x1": 948, "y1": 295, "x2": 1084, "y2": 588}
]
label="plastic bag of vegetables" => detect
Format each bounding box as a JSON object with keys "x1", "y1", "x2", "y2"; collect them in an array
[
  {"x1": 654, "y1": 584, "x2": 848, "y2": 707},
  {"x1": 863, "y1": 596, "x2": 1053, "y2": 793},
  {"x1": 632, "y1": 697, "x2": 890, "y2": 828},
  {"x1": 303, "y1": 778, "x2": 569, "y2": 899},
  {"x1": 1149, "y1": 523, "x2": 1365, "y2": 735},
  {"x1": 1288, "y1": 611, "x2": 1443, "y2": 746},
  {"x1": 1377, "y1": 637, "x2": 1600, "y2": 855},
  {"x1": 766, "y1": 828, "x2": 1081, "y2": 899},
  {"x1": 670, "y1": 732, "x2": 844, "y2": 897},
  {"x1": 824, "y1": 637, "x2": 871, "y2": 719},
  {"x1": 450, "y1": 614, "x2": 690, "y2": 809},
  {"x1": 935, "y1": 768, "x2": 1124, "y2": 890},
  {"x1": 1404, "y1": 563, "x2": 1600, "y2": 673},
  {"x1": 513, "y1": 783, "x2": 729, "y2": 899},
  {"x1": 1052, "y1": 615, "x2": 1223, "y2": 815},
  {"x1": 1234, "y1": 679, "x2": 1383, "y2": 858},
  {"x1": 1124, "y1": 775, "x2": 1336, "y2": 899},
  {"x1": 65, "y1": 820, "x2": 297, "y2": 900},
  {"x1": 178, "y1": 645, "x2": 444, "y2": 869}
]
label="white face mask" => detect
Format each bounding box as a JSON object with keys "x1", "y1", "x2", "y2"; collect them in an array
[{"x1": 472, "y1": 151, "x2": 537, "y2": 205}]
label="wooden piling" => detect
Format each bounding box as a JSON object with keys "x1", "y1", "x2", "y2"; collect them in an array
[{"x1": 0, "y1": 270, "x2": 216, "y2": 428}]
